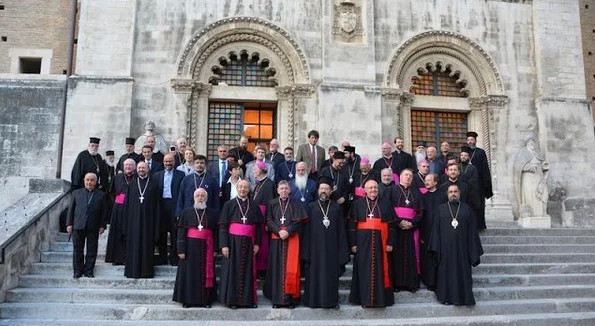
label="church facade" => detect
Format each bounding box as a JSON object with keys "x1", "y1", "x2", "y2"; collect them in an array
[{"x1": 1, "y1": 0, "x2": 594, "y2": 227}]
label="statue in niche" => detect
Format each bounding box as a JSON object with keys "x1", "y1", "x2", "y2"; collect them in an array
[
  {"x1": 512, "y1": 137, "x2": 550, "y2": 219},
  {"x1": 134, "y1": 121, "x2": 170, "y2": 154},
  {"x1": 333, "y1": 0, "x2": 364, "y2": 43}
]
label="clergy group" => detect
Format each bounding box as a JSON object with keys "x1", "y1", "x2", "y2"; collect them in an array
[{"x1": 68, "y1": 129, "x2": 487, "y2": 309}]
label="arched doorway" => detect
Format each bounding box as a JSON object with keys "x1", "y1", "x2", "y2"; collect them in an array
[{"x1": 171, "y1": 17, "x2": 314, "y2": 158}]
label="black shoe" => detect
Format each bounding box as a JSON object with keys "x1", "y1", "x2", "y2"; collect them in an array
[
  {"x1": 229, "y1": 305, "x2": 237, "y2": 309},
  {"x1": 333, "y1": 305, "x2": 340, "y2": 310},
  {"x1": 251, "y1": 304, "x2": 258, "y2": 308},
  {"x1": 203, "y1": 304, "x2": 211, "y2": 308},
  {"x1": 83, "y1": 273, "x2": 94, "y2": 278},
  {"x1": 73, "y1": 273, "x2": 82, "y2": 279}
]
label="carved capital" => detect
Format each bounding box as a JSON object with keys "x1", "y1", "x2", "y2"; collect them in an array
[
  {"x1": 381, "y1": 88, "x2": 403, "y2": 101},
  {"x1": 469, "y1": 95, "x2": 508, "y2": 110},
  {"x1": 275, "y1": 84, "x2": 315, "y2": 99},
  {"x1": 171, "y1": 78, "x2": 195, "y2": 94},
  {"x1": 400, "y1": 91, "x2": 415, "y2": 106},
  {"x1": 194, "y1": 82, "x2": 212, "y2": 98}
]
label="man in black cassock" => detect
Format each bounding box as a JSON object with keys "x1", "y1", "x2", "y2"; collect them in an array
[
  {"x1": 429, "y1": 184, "x2": 483, "y2": 306},
  {"x1": 352, "y1": 157, "x2": 380, "y2": 200},
  {"x1": 219, "y1": 179, "x2": 264, "y2": 308},
  {"x1": 103, "y1": 150, "x2": 117, "y2": 214},
  {"x1": 319, "y1": 151, "x2": 350, "y2": 215},
  {"x1": 349, "y1": 179, "x2": 396, "y2": 308},
  {"x1": 71, "y1": 137, "x2": 108, "y2": 190},
  {"x1": 176, "y1": 155, "x2": 219, "y2": 217},
  {"x1": 124, "y1": 161, "x2": 161, "y2": 278},
  {"x1": 392, "y1": 168, "x2": 424, "y2": 292},
  {"x1": 373, "y1": 142, "x2": 398, "y2": 175},
  {"x1": 229, "y1": 136, "x2": 255, "y2": 173},
  {"x1": 302, "y1": 177, "x2": 350, "y2": 309},
  {"x1": 117, "y1": 137, "x2": 141, "y2": 173},
  {"x1": 438, "y1": 163, "x2": 479, "y2": 213},
  {"x1": 251, "y1": 160, "x2": 277, "y2": 279},
  {"x1": 66, "y1": 173, "x2": 107, "y2": 278},
  {"x1": 466, "y1": 131, "x2": 493, "y2": 230},
  {"x1": 420, "y1": 173, "x2": 441, "y2": 291},
  {"x1": 413, "y1": 160, "x2": 429, "y2": 194},
  {"x1": 105, "y1": 158, "x2": 136, "y2": 265},
  {"x1": 173, "y1": 188, "x2": 218, "y2": 308},
  {"x1": 392, "y1": 136, "x2": 416, "y2": 175},
  {"x1": 459, "y1": 147, "x2": 479, "y2": 187},
  {"x1": 264, "y1": 180, "x2": 307, "y2": 308}
]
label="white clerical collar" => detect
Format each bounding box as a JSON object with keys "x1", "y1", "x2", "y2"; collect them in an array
[{"x1": 139, "y1": 175, "x2": 148, "y2": 179}]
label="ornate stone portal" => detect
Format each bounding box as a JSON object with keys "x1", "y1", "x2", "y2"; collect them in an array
[{"x1": 513, "y1": 138, "x2": 551, "y2": 228}]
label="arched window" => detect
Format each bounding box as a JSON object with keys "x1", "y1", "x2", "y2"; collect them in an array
[
  {"x1": 410, "y1": 63, "x2": 468, "y2": 98},
  {"x1": 209, "y1": 50, "x2": 277, "y2": 87}
]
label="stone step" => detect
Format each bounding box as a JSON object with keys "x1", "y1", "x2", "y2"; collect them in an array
[
  {"x1": 50, "y1": 241, "x2": 107, "y2": 252},
  {"x1": 1, "y1": 298, "x2": 595, "y2": 320},
  {"x1": 482, "y1": 244, "x2": 595, "y2": 254},
  {"x1": 17, "y1": 273, "x2": 595, "y2": 290},
  {"x1": 2, "y1": 312, "x2": 595, "y2": 326},
  {"x1": 481, "y1": 253, "x2": 595, "y2": 264},
  {"x1": 480, "y1": 228, "x2": 595, "y2": 236},
  {"x1": 41, "y1": 251, "x2": 106, "y2": 263},
  {"x1": 28, "y1": 261, "x2": 595, "y2": 278},
  {"x1": 6, "y1": 285, "x2": 595, "y2": 305},
  {"x1": 480, "y1": 236, "x2": 595, "y2": 245}
]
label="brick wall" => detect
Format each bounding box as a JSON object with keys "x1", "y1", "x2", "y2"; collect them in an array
[
  {"x1": 579, "y1": 0, "x2": 595, "y2": 122},
  {"x1": 0, "y1": 0, "x2": 76, "y2": 75}
]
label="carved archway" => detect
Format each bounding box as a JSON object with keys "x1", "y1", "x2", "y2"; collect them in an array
[{"x1": 171, "y1": 17, "x2": 314, "y2": 154}]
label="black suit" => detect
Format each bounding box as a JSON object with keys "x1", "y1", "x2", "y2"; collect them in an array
[
  {"x1": 153, "y1": 169, "x2": 185, "y2": 265},
  {"x1": 145, "y1": 159, "x2": 164, "y2": 173},
  {"x1": 66, "y1": 188, "x2": 107, "y2": 276}
]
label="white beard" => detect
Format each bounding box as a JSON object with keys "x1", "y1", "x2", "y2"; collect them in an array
[
  {"x1": 415, "y1": 152, "x2": 426, "y2": 164},
  {"x1": 88, "y1": 150, "x2": 98, "y2": 156},
  {"x1": 295, "y1": 174, "x2": 307, "y2": 191},
  {"x1": 194, "y1": 202, "x2": 207, "y2": 210},
  {"x1": 106, "y1": 160, "x2": 115, "y2": 167}
]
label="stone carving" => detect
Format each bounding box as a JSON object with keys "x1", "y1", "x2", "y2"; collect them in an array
[
  {"x1": 134, "y1": 121, "x2": 170, "y2": 154},
  {"x1": 512, "y1": 138, "x2": 550, "y2": 220},
  {"x1": 333, "y1": 0, "x2": 364, "y2": 43}
]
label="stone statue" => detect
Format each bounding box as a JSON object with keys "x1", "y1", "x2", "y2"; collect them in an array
[
  {"x1": 512, "y1": 138, "x2": 550, "y2": 220},
  {"x1": 134, "y1": 121, "x2": 170, "y2": 154}
]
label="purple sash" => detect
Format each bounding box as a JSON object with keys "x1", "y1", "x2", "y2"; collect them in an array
[
  {"x1": 392, "y1": 173, "x2": 400, "y2": 184},
  {"x1": 186, "y1": 228, "x2": 214, "y2": 288},
  {"x1": 394, "y1": 207, "x2": 421, "y2": 274},
  {"x1": 419, "y1": 187, "x2": 428, "y2": 194}
]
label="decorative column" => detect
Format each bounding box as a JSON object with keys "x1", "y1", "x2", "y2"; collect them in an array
[
  {"x1": 171, "y1": 79, "x2": 211, "y2": 155},
  {"x1": 470, "y1": 95, "x2": 513, "y2": 225},
  {"x1": 397, "y1": 92, "x2": 415, "y2": 153},
  {"x1": 276, "y1": 84, "x2": 315, "y2": 148}
]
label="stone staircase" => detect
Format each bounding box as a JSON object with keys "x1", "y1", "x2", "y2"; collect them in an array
[{"x1": 1, "y1": 228, "x2": 595, "y2": 325}]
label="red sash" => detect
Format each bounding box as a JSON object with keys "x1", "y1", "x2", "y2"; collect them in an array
[
  {"x1": 256, "y1": 204, "x2": 269, "y2": 272},
  {"x1": 186, "y1": 227, "x2": 214, "y2": 288},
  {"x1": 271, "y1": 227, "x2": 301, "y2": 298},
  {"x1": 357, "y1": 218, "x2": 391, "y2": 289},
  {"x1": 228, "y1": 223, "x2": 257, "y2": 303},
  {"x1": 394, "y1": 207, "x2": 421, "y2": 274}
]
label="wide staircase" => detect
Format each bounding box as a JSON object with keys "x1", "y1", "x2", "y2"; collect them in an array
[{"x1": 1, "y1": 228, "x2": 595, "y2": 325}]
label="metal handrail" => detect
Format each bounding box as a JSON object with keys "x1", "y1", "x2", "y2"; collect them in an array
[{"x1": 0, "y1": 189, "x2": 71, "y2": 264}]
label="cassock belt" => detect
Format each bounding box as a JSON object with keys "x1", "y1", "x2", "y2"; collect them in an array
[
  {"x1": 256, "y1": 204, "x2": 269, "y2": 272},
  {"x1": 395, "y1": 207, "x2": 421, "y2": 274},
  {"x1": 271, "y1": 226, "x2": 301, "y2": 298},
  {"x1": 357, "y1": 218, "x2": 391, "y2": 289},
  {"x1": 186, "y1": 227, "x2": 214, "y2": 288},
  {"x1": 228, "y1": 223, "x2": 257, "y2": 303},
  {"x1": 115, "y1": 193, "x2": 126, "y2": 205}
]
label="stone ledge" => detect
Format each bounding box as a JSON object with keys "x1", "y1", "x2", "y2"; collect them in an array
[{"x1": 28, "y1": 179, "x2": 70, "y2": 194}]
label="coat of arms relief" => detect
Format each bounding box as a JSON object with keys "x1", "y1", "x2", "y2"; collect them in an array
[{"x1": 333, "y1": 0, "x2": 364, "y2": 43}]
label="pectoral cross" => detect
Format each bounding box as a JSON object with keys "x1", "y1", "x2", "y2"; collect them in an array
[
  {"x1": 241, "y1": 216, "x2": 247, "y2": 224},
  {"x1": 405, "y1": 199, "x2": 410, "y2": 205},
  {"x1": 367, "y1": 212, "x2": 374, "y2": 218},
  {"x1": 280, "y1": 216, "x2": 286, "y2": 225},
  {"x1": 198, "y1": 224, "x2": 203, "y2": 231},
  {"x1": 140, "y1": 196, "x2": 144, "y2": 203}
]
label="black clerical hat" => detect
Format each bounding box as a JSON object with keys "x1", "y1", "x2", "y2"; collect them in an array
[
  {"x1": 125, "y1": 137, "x2": 136, "y2": 145},
  {"x1": 466, "y1": 131, "x2": 478, "y2": 139},
  {"x1": 105, "y1": 150, "x2": 115, "y2": 156},
  {"x1": 416, "y1": 140, "x2": 427, "y2": 148},
  {"x1": 89, "y1": 137, "x2": 100, "y2": 144},
  {"x1": 333, "y1": 151, "x2": 346, "y2": 159},
  {"x1": 317, "y1": 176, "x2": 334, "y2": 188},
  {"x1": 344, "y1": 146, "x2": 355, "y2": 153},
  {"x1": 460, "y1": 146, "x2": 472, "y2": 154}
]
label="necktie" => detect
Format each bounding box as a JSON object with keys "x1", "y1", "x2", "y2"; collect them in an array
[
  {"x1": 310, "y1": 145, "x2": 316, "y2": 173},
  {"x1": 221, "y1": 160, "x2": 227, "y2": 186}
]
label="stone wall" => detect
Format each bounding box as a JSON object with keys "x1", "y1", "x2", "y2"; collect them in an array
[{"x1": 0, "y1": 75, "x2": 67, "y2": 210}]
